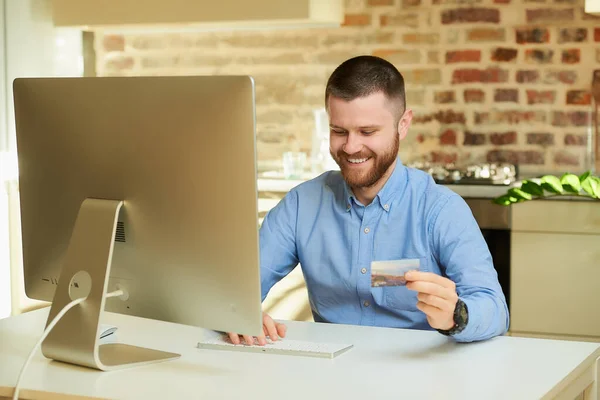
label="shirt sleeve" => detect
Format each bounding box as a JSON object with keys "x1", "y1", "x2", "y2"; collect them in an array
[
  {"x1": 429, "y1": 193, "x2": 510, "y2": 342},
  {"x1": 259, "y1": 189, "x2": 300, "y2": 302}
]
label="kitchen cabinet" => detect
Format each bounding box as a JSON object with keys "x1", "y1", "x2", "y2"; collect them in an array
[
  {"x1": 509, "y1": 200, "x2": 600, "y2": 342},
  {"x1": 50, "y1": 0, "x2": 343, "y2": 29}
]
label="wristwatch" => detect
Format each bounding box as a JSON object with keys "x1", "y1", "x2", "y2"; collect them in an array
[{"x1": 437, "y1": 298, "x2": 469, "y2": 336}]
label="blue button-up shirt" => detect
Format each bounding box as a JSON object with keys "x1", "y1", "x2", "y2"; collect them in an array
[{"x1": 259, "y1": 158, "x2": 509, "y2": 342}]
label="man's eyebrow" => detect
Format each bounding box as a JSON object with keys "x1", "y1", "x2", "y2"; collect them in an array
[{"x1": 329, "y1": 124, "x2": 382, "y2": 130}]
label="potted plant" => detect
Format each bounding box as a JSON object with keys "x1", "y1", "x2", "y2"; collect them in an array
[{"x1": 492, "y1": 171, "x2": 600, "y2": 205}]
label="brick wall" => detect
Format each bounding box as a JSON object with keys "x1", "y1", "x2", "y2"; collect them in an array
[{"x1": 93, "y1": 0, "x2": 600, "y2": 175}]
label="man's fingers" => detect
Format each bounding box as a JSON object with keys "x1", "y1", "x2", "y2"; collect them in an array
[
  {"x1": 242, "y1": 334, "x2": 255, "y2": 345},
  {"x1": 407, "y1": 281, "x2": 455, "y2": 300},
  {"x1": 417, "y1": 293, "x2": 454, "y2": 313},
  {"x1": 265, "y1": 320, "x2": 280, "y2": 342},
  {"x1": 416, "y1": 301, "x2": 446, "y2": 321},
  {"x1": 405, "y1": 271, "x2": 455, "y2": 290},
  {"x1": 276, "y1": 322, "x2": 287, "y2": 338},
  {"x1": 228, "y1": 332, "x2": 241, "y2": 345}
]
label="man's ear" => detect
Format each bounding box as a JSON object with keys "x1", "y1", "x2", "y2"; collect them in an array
[{"x1": 397, "y1": 109, "x2": 413, "y2": 140}]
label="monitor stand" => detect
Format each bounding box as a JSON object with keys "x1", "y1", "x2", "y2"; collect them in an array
[{"x1": 41, "y1": 198, "x2": 180, "y2": 371}]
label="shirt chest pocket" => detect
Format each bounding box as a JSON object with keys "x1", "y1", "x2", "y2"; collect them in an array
[{"x1": 381, "y1": 256, "x2": 429, "y2": 312}]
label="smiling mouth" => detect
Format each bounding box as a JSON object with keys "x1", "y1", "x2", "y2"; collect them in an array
[{"x1": 347, "y1": 157, "x2": 371, "y2": 165}]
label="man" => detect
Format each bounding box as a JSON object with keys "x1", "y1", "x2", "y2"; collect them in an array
[{"x1": 229, "y1": 55, "x2": 509, "y2": 346}]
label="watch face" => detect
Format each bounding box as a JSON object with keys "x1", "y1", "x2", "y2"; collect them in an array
[{"x1": 455, "y1": 300, "x2": 468, "y2": 328}]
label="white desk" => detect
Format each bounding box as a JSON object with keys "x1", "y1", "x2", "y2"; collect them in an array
[{"x1": 1, "y1": 308, "x2": 599, "y2": 400}]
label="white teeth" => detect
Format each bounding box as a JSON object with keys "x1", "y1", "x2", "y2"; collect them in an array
[{"x1": 348, "y1": 158, "x2": 368, "y2": 164}]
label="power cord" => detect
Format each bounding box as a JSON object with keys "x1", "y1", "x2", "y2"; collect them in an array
[{"x1": 12, "y1": 289, "x2": 124, "y2": 400}]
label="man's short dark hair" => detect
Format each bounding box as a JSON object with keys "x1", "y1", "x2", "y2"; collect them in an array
[{"x1": 325, "y1": 55, "x2": 406, "y2": 115}]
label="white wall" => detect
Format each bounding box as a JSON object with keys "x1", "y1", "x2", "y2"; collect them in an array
[{"x1": 0, "y1": 0, "x2": 83, "y2": 318}]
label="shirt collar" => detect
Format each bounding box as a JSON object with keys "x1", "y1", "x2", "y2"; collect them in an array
[{"x1": 342, "y1": 156, "x2": 407, "y2": 213}]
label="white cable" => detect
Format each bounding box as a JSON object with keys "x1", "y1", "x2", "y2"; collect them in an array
[{"x1": 12, "y1": 289, "x2": 124, "y2": 400}]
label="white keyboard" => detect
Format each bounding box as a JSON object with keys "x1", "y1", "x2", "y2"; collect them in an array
[{"x1": 196, "y1": 336, "x2": 353, "y2": 359}]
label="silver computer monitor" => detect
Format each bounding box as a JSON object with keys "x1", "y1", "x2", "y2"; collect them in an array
[{"x1": 13, "y1": 75, "x2": 263, "y2": 370}]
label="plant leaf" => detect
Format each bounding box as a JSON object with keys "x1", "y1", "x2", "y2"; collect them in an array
[
  {"x1": 493, "y1": 195, "x2": 518, "y2": 206},
  {"x1": 541, "y1": 175, "x2": 563, "y2": 194},
  {"x1": 592, "y1": 176, "x2": 600, "y2": 199},
  {"x1": 579, "y1": 171, "x2": 591, "y2": 183},
  {"x1": 508, "y1": 187, "x2": 532, "y2": 201},
  {"x1": 581, "y1": 176, "x2": 597, "y2": 198},
  {"x1": 520, "y1": 180, "x2": 544, "y2": 197},
  {"x1": 560, "y1": 173, "x2": 581, "y2": 193}
]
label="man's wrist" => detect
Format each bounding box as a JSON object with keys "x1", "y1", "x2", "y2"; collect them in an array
[{"x1": 437, "y1": 298, "x2": 468, "y2": 336}]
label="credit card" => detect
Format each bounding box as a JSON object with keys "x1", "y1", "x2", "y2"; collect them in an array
[{"x1": 371, "y1": 258, "x2": 420, "y2": 287}]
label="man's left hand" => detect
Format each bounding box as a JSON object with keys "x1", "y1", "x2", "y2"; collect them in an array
[{"x1": 405, "y1": 271, "x2": 458, "y2": 331}]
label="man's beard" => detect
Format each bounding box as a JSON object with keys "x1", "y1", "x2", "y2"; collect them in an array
[{"x1": 331, "y1": 134, "x2": 399, "y2": 189}]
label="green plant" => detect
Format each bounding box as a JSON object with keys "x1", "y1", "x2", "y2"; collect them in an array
[{"x1": 492, "y1": 171, "x2": 600, "y2": 206}]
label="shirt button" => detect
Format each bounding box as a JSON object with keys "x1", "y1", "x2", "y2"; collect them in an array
[
  {"x1": 364, "y1": 227, "x2": 370, "y2": 234},
  {"x1": 346, "y1": 204, "x2": 351, "y2": 211},
  {"x1": 364, "y1": 300, "x2": 370, "y2": 307},
  {"x1": 361, "y1": 267, "x2": 367, "y2": 274},
  {"x1": 383, "y1": 204, "x2": 389, "y2": 211}
]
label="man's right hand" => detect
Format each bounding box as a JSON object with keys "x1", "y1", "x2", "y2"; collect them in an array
[{"x1": 227, "y1": 312, "x2": 287, "y2": 346}]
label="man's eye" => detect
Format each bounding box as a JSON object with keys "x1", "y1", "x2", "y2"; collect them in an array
[
  {"x1": 362, "y1": 130, "x2": 375, "y2": 135},
  {"x1": 331, "y1": 129, "x2": 346, "y2": 135}
]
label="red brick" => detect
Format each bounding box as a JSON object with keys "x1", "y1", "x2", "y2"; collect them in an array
[
  {"x1": 442, "y1": 8, "x2": 500, "y2": 24},
  {"x1": 561, "y1": 49, "x2": 580, "y2": 64},
  {"x1": 487, "y1": 150, "x2": 545, "y2": 165},
  {"x1": 564, "y1": 134, "x2": 588, "y2": 146},
  {"x1": 343, "y1": 14, "x2": 372, "y2": 26},
  {"x1": 494, "y1": 0, "x2": 510, "y2": 3},
  {"x1": 402, "y1": 33, "x2": 439, "y2": 45},
  {"x1": 526, "y1": 8, "x2": 574, "y2": 23},
  {"x1": 431, "y1": 151, "x2": 458, "y2": 164},
  {"x1": 490, "y1": 131, "x2": 517, "y2": 145},
  {"x1": 104, "y1": 56, "x2": 134, "y2": 71},
  {"x1": 103, "y1": 35, "x2": 125, "y2": 52},
  {"x1": 464, "y1": 89, "x2": 485, "y2": 103},
  {"x1": 402, "y1": 0, "x2": 421, "y2": 6},
  {"x1": 434, "y1": 91, "x2": 456, "y2": 103},
  {"x1": 440, "y1": 129, "x2": 457, "y2": 145},
  {"x1": 516, "y1": 70, "x2": 540, "y2": 83},
  {"x1": 596, "y1": 28, "x2": 600, "y2": 42},
  {"x1": 527, "y1": 132, "x2": 554, "y2": 146},
  {"x1": 367, "y1": 0, "x2": 395, "y2": 5},
  {"x1": 401, "y1": 69, "x2": 442, "y2": 84},
  {"x1": 543, "y1": 70, "x2": 577, "y2": 84},
  {"x1": 558, "y1": 28, "x2": 588, "y2": 43},
  {"x1": 552, "y1": 111, "x2": 589, "y2": 127},
  {"x1": 516, "y1": 28, "x2": 549, "y2": 44},
  {"x1": 475, "y1": 110, "x2": 547, "y2": 124},
  {"x1": 494, "y1": 89, "x2": 519, "y2": 103},
  {"x1": 452, "y1": 68, "x2": 509, "y2": 84},
  {"x1": 554, "y1": 151, "x2": 580, "y2": 166},
  {"x1": 491, "y1": 47, "x2": 517, "y2": 62},
  {"x1": 526, "y1": 90, "x2": 556, "y2": 104},
  {"x1": 380, "y1": 13, "x2": 420, "y2": 28},
  {"x1": 566, "y1": 90, "x2": 591, "y2": 105},
  {"x1": 525, "y1": 49, "x2": 554, "y2": 64},
  {"x1": 372, "y1": 49, "x2": 421, "y2": 64},
  {"x1": 446, "y1": 50, "x2": 481, "y2": 63},
  {"x1": 466, "y1": 28, "x2": 506, "y2": 42},
  {"x1": 463, "y1": 131, "x2": 486, "y2": 145},
  {"x1": 413, "y1": 110, "x2": 466, "y2": 124},
  {"x1": 435, "y1": 110, "x2": 466, "y2": 124}
]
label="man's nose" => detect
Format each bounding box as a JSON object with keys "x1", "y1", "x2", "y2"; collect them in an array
[{"x1": 343, "y1": 133, "x2": 363, "y2": 155}]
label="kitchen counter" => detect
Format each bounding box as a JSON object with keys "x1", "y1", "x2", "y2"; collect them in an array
[{"x1": 257, "y1": 175, "x2": 515, "y2": 199}]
